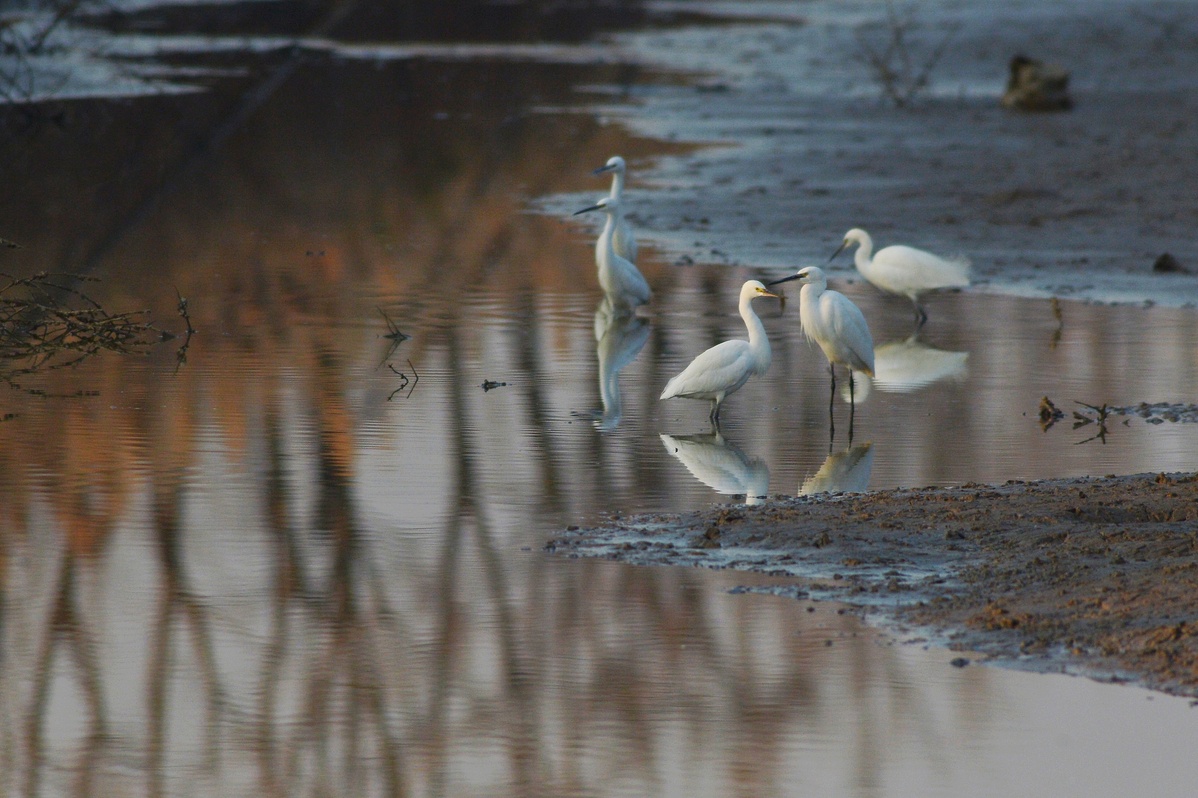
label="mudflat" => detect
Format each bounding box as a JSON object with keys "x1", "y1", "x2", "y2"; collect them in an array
[{"x1": 548, "y1": 471, "x2": 1198, "y2": 696}]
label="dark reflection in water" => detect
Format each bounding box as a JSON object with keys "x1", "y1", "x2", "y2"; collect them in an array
[{"x1": 2, "y1": 7, "x2": 1198, "y2": 797}]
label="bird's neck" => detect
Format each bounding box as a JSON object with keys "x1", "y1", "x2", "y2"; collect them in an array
[
  {"x1": 798, "y1": 284, "x2": 822, "y2": 333},
  {"x1": 594, "y1": 214, "x2": 619, "y2": 289},
  {"x1": 854, "y1": 238, "x2": 874, "y2": 269},
  {"x1": 609, "y1": 172, "x2": 625, "y2": 198},
  {"x1": 596, "y1": 213, "x2": 618, "y2": 257},
  {"x1": 741, "y1": 297, "x2": 771, "y2": 371}
]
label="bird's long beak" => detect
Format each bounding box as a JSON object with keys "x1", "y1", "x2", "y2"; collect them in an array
[
  {"x1": 762, "y1": 289, "x2": 781, "y2": 299},
  {"x1": 592, "y1": 163, "x2": 617, "y2": 175},
  {"x1": 766, "y1": 273, "x2": 801, "y2": 287},
  {"x1": 573, "y1": 203, "x2": 603, "y2": 215},
  {"x1": 827, "y1": 240, "x2": 849, "y2": 264}
]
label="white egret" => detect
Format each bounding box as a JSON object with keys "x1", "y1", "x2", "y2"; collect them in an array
[
  {"x1": 660, "y1": 280, "x2": 779, "y2": 425},
  {"x1": 574, "y1": 196, "x2": 651, "y2": 312},
  {"x1": 592, "y1": 155, "x2": 637, "y2": 263},
  {"x1": 660, "y1": 431, "x2": 770, "y2": 505},
  {"x1": 830, "y1": 228, "x2": 969, "y2": 326},
  {"x1": 768, "y1": 266, "x2": 874, "y2": 435}
]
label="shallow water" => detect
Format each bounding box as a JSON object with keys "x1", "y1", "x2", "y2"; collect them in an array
[{"x1": 3, "y1": 4, "x2": 1198, "y2": 796}]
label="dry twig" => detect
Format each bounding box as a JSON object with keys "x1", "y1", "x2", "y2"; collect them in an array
[
  {"x1": 854, "y1": 1, "x2": 959, "y2": 108},
  {"x1": 0, "y1": 271, "x2": 156, "y2": 386}
]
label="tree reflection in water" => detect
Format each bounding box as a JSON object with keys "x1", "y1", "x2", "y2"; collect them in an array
[
  {"x1": 9, "y1": 7, "x2": 1182, "y2": 793},
  {"x1": 0, "y1": 287, "x2": 989, "y2": 794}
]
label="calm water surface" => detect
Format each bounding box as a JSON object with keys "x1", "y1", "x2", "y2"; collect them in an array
[{"x1": 2, "y1": 14, "x2": 1198, "y2": 797}]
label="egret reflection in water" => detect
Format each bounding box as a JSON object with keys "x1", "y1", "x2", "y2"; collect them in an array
[
  {"x1": 592, "y1": 293, "x2": 651, "y2": 430},
  {"x1": 800, "y1": 442, "x2": 875, "y2": 496},
  {"x1": 660, "y1": 430, "x2": 770, "y2": 505},
  {"x1": 845, "y1": 333, "x2": 969, "y2": 402}
]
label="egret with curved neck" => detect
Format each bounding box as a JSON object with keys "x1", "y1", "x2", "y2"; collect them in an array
[
  {"x1": 592, "y1": 155, "x2": 638, "y2": 263},
  {"x1": 660, "y1": 280, "x2": 779, "y2": 426},
  {"x1": 830, "y1": 228, "x2": 969, "y2": 326},
  {"x1": 574, "y1": 196, "x2": 651, "y2": 312}
]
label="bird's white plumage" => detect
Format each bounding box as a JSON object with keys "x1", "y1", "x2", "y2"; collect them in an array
[
  {"x1": 576, "y1": 196, "x2": 650, "y2": 312},
  {"x1": 594, "y1": 155, "x2": 638, "y2": 263},
  {"x1": 661, "y1": 339, "x2": 755, "y2": 401},
  {"x1": 841, "y1": 228, "x2": 969, "y2": 306},
  {"x1": 660, "y1": 280, "x2": 777, "y2": 422},
  {"x1": 793, "y1": 266, "x2": 875, "y2": 377}
]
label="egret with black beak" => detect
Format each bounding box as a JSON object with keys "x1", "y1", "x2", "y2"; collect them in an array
[
  {"x1": 769, "y1": 266, "x2": 874, "y2": 439},
  {"x1": 592, "y1": 155, "x2": 637, "y2": 263}
]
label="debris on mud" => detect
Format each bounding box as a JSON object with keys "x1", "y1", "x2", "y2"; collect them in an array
[
  {"x1": 548, "y1": 471, "x2": 1198, "y2": 697},
  {"x1": 1077, "y1": 401, "x2": 1198, "y2": 426},
  {"x1": 1038, "y1": 396, "x2": 1064, "y2": 429},
  {"x1": 1040, "y1": 396, "x2": 1198, "y2": 435}
]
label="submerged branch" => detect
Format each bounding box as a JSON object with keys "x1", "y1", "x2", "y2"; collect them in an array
[{"x1": 0, "y1": 271, "x2": 159, "y2": 385}]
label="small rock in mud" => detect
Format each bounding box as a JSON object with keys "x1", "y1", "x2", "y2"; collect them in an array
[
  {"x1": 1152, "y1": 253, "x2": 1189, "y2": 274},
  {"x1": 1002, "y1": 54, "x2": 1072, "y2": 111},
  {"x1": 692, "y1": 524, "x2": 723, "y2": 548}
]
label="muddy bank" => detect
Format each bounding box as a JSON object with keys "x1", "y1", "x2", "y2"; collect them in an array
[
  {"x1": 547, "y1": 0, "x2": 1198, "y2": 309},
  {"x1": 548, "y1": 472, "x2": 1198, "y2": 697}
]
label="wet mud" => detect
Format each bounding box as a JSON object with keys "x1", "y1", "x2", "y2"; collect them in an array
[{"x1": 549, "y1": 472, "x2": 1198, "y2": 697}]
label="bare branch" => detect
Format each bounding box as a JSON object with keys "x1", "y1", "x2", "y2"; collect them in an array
[{"x1": 854, "y1": 1, "x2": 960, "y2": 108}]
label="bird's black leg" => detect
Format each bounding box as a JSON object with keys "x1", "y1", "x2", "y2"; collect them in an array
[
  {"x1": 848, "y1": 369, "x2": 856, "y2": 444},
  {"x1": 828, "y1": 363, "x2": 836, "y2": 444},
  {"x1": 914, "y1": 300, "x2": 928, "y2": 329}
]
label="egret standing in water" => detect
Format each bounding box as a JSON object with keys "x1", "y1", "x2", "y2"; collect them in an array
[
  {"x1": 660, "y1": 280, "x2": 779, "y2": 426},
  {"x1": 574, "y1": 196, "x2": 651, "y2": 313},
  {"x1": 768, "y1": 266, "x2": 874, "y2": 438},
  {"x1": 830, "y1": 228, "x2": 970, "y2": 326},
  {"x1": 592, "y1": 155, "x2": 637, "y2": 263}
]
